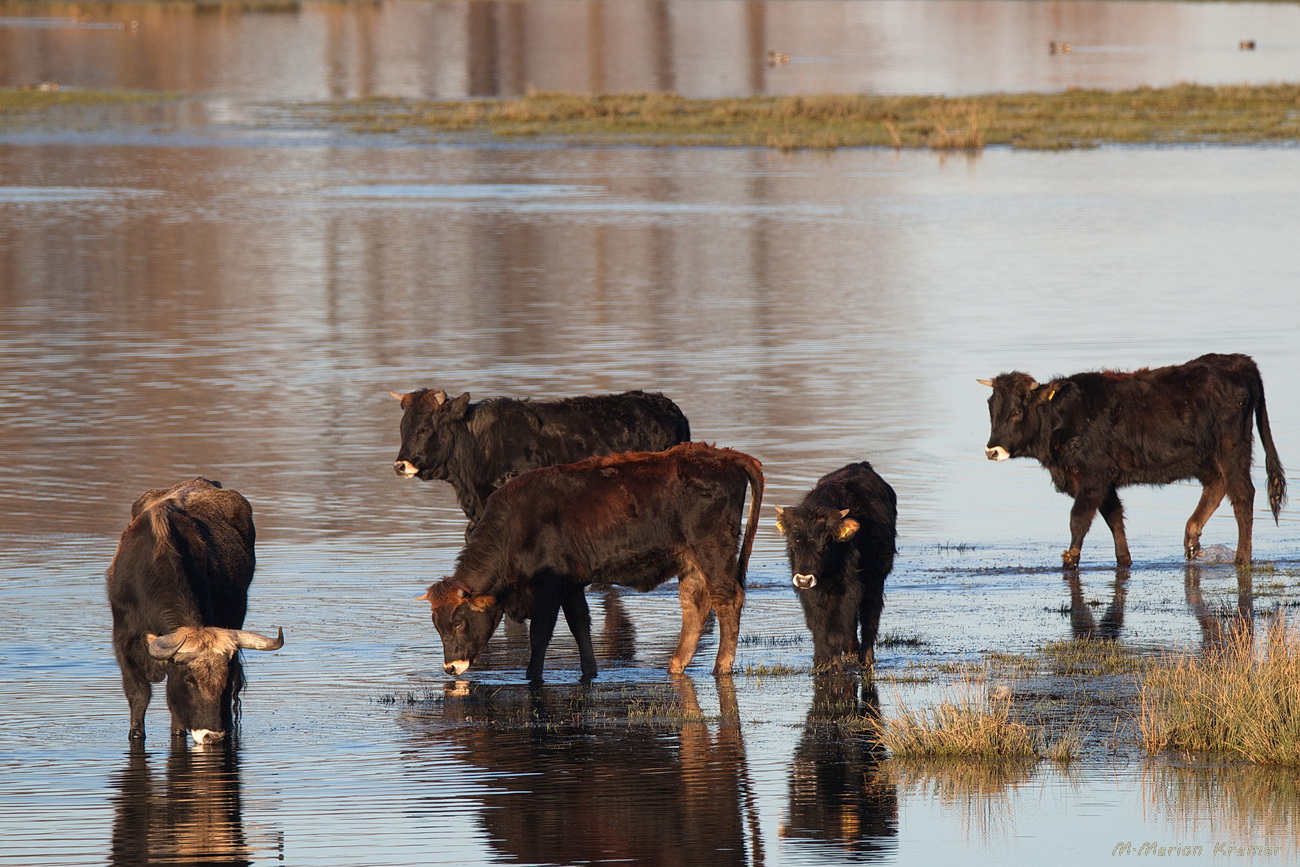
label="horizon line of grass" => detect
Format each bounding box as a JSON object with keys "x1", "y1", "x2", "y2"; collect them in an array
[{"x1": 308, "y1": 83, "x2": 1300, "y2": 151}]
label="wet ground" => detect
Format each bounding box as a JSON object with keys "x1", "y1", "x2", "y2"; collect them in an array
[{"x1": 5, "y1": 1, "x2": 1300, "y2": 864}]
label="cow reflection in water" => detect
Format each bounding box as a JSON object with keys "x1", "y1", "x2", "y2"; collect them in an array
[
  {"x1": 1061, "y1": 564, "x2": 1254, "y2": 650},
  {"x1": 110, "y1": 744, "x2": 266, "y2": 867},
  {"x1": 404, "y1": 676, "x2": 762, "y2": 866},
  {"x1": 1184, "y1": 563, "x2": 1254, "y2": 651},
  {"x1": 1062, "y1": 569, "x2": 1129, "y2": 640},
  {"x1": 783, "y1": 673, "x2": 898, "y2": 859}
]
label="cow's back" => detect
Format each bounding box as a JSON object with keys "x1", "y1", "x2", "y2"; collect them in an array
[
  {"x1": 462, "y1": 443, "x2": 754, "y2": 593},
  {"x1": 114, "y1": 478, "x2": 255, "y2": 631}
]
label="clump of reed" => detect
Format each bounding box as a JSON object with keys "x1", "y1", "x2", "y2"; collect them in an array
[
  {"x1": 1140, "y1": 617, "x2": 1300, "y2": 764},
  {"x1": 872, "y1": 679, "x2": 1080, "y2": 762}
]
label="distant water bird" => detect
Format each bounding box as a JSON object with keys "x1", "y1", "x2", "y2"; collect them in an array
[
  {"x1": 1239, "y1": 39, "x2": 1256, "y2": 51},
  {"x1": 767, "y1": 50, "x2": 791, "y2": 66},
  {"x1": 21, "y1": 82, "x2": 60, "y2": 91},
  {"x1": 1049, "y1": 41, "x2": 1072, "y2": 55}
]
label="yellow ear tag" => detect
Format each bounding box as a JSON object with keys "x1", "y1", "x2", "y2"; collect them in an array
[{"x1": 1048, "y1": 389, "x2": 1056, "y2": 400}]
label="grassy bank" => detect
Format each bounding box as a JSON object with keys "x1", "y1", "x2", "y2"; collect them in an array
[{"x1": 309, "y1": 83, "x2": 1300, "y2": 150}]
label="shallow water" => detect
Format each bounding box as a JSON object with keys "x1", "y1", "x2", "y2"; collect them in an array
[{"x1": 5, "y1": 1, "x2": 1300, "y2": 865}]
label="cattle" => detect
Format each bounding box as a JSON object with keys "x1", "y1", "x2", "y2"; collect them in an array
[
  {"x1": 979, "y1": 353, "x2": 1286, "y2": 568},
  {"x1": 106, "y1": 478, "x2": 284, "y2": 744},
  {"x1": 774, "y1": 462, "x2": 897, "y2": 669},
  {"x1": 390, "y1": 389, "x2": 690, "y2": 532},
  {"x1": 419, "y1": 442, "x2": 764, "y2": 680}
]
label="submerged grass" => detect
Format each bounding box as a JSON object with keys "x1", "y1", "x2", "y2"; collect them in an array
[
  {"x1": 306, "y1": 83, "x2": 1300, "y2": 150},
  {"x1": 1141, "y1": 617, "x2": 1300, "y2": 764}
]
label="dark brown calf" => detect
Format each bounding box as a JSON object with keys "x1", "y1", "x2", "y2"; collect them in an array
[
  {"x1": 980, "y1": 353, "x2": 1285, "y2": 568},
  {"x1": 420, "y1": 442, "x2": 764, "y2": 680}
]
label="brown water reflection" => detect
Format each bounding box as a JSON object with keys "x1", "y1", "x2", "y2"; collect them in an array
[
  {"x1": 784, "y1": 674, "x2": 898, "y2": 860},
  {"x1": 4, "y1": 0, "x2": 1300, "y2": 99},
  {"x1": 110, "y1": 744, "x2": 275, "y2": 867},
  {"x1": 401, "y1": 676, "x2": 763, "y2": 866}
]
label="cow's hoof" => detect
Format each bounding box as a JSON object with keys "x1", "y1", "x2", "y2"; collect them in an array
[
  {"x1": 128, "y1": 728, "x2": 145, "y2": 742},
  {"x1": 1061, "y1": 548, "x2": 1082, "y2": 568}
]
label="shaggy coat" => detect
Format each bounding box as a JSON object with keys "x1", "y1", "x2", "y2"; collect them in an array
[
  {"x1": 776, "y1": 463, "x2": 897, "y2": 668},
  {"x1": 106, "y1": 478, "x2": 282, "y2": 743},
  {"x1": 980, "y1": 353, "x2": 1286, "y2": 567},
  {"x1": 421, "y1": 442, "x2": 764, "y2": 680},
  {"x1": 392, "y1": 389, "x2": 690, "y2": 531}
]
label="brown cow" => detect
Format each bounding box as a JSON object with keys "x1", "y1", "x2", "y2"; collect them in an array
[{"x1": 419, "y1": 442, "x2": 764, "y2": 680}]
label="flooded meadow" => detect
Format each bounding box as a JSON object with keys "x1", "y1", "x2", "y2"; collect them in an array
[{"x1": 4, "y1": 1, "x2": 1300, "y2": 864}]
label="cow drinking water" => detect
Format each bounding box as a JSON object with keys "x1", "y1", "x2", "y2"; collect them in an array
[
  {"x1": 775, "y1": 462, "x2": 897, "y2": 668},
  {"x1": 979, "y1": 353, "x2": 1285, "y2": 568},
  {"x1": 106, "y1": 478, "x2": 284, "y2": 744},
  {"x1": 419, "y1": 443, "x2": 764, "y2": 680}
]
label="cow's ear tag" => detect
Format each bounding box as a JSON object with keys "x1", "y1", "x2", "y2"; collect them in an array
[
  {"x1": 1048, "y1": 389, "x2": 1057, "y2": 401},
  {"x1": 774, "y1": 505, "x2": 787, "y2": 535},
  {"x1": 835, "y1": 519, "x2": 861, "y2": 541}
]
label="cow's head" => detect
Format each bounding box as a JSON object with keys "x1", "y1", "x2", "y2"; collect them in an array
[
  {"x1": 391, "y1": 389, "x2": 472, "y2": 481},
  {"x1": 775, "y1": 504, "x2": 860, "y2": 590},
  {"x1": 146, "y1": 625, "x2": 284, "y2": 745},
  {"x1": 978, "y1": 372, "x2": 1063, "y2": 462},
  {"x1": 419, "y1": 580, "x2": 503, "y2": 676}
]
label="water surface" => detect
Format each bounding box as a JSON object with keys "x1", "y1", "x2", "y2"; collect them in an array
[{"x1": 4, "y1": 2, "x2": 1300, "y2": 865}]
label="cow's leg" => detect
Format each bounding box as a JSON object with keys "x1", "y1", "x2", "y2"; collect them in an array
[
  {"x1": 1184, "y1": 475, "x2": 1226, "y2": 561},
  {"x1": 120, "y1": 666, "x2": 153, "y2": 741},
  {"x1": 527, "y1": 578, "x2": 565, "y2": 682},
  {"x1": 671, "y1": 566, "x2": 710, "y2": 675},
  {"x1": 559, "y1": 584, "x2": 598, "y2": 680},
  {"x1": 114, "y1": 636, "x2": 161, "y2": 741},
  {"x1": 858, "y1": 578, "x2": 886, "y2": 669},
  {"x1": 1064, "y1": 492, "x2": 1103, "y2": 568},
  {"x1": 710, "y1": 583, "x2": 744, "y2": 676},
  {"x1": 1098, "y1": 487, "x2": 1131, "y2": 569},
  {"x1": 1226, "y1": 470, "x2": 1256, "y2": 567}
]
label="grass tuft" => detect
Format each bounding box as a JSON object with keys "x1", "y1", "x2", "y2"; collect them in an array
[{"x1": 1140, "y1": 617, "x2": 1300, "y2": 764}]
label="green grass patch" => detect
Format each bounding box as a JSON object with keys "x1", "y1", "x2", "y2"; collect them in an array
[{"x1": 301, "y1": 84, "x2": 1300, "y2": 150}]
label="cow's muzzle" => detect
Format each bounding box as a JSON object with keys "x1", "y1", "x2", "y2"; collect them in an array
[
  {"x1": 792, "y1": 574, "x2": 817, "y2": 590},
  {"x1": 444, "y1": 660, "x2": 470, "y2": 676},
  {"x1": 985, "y1": 446, "x2": 1010, "y2": 462},
  {"x1": 394, "y1": 460, "x2": 419, "y2": 478},
  {"x1": 189, "y1": 729, "x2": 225, "y2": 746}
]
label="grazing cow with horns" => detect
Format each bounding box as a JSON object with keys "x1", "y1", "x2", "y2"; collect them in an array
[
  {"x1": 419, "y1": 442, "x2": 764, "y2": 680},
  {"x1": 106, "y1": 478, "x2": 284, "y2": 744},
  {"x1": 775, "y1": 462, "x2": 897, "y2": 669},
  {"x1": 390, "y1": 389, "x2": 690, "y2": 533},
  {"x1": 979, "y1": 353, "x2": 1286, "y2": 568}
]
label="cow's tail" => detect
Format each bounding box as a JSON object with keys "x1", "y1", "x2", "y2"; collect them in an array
[
  {"x1": 1253, "y1": 375, "x2": 1287, "y2": 523},
  {"x1": 734, "y1": 452, "x2": 765, "y2": 588}
]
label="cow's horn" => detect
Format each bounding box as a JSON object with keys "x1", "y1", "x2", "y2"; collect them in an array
[
  {"x1": 1028, "y1": 380, "x2": 1040, "y2": 390},
  {"x1": 389, "y1": 390, "x2": 406, "y2": 402},
  {"x1": 146, "y1": 631, "x2": 186, "y2": 660},
  {"x1": 231, "y1": 627, "x2": 284, "y2": 652},
  {"x1": 432, "y1": 390, "x2": 448, "y2": 405},
  {"x1": 976, "y1": 378, "x2": 994, "y2": 387}
]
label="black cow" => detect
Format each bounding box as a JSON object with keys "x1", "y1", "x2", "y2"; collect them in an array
[
  {"x1": 106, "y1": 478, "x2": 284, "y2": 744},
  {"x1": 419, "y1": 442, "x2": 764, "y2": 680},
  {"x1": 979, "y1": 353, "x2": 1286, "y2": 568},
  {"x1": 774, "y1": 463, "x2": 897, "y2": 668},
  {"x1": 391, "y1": 389, "x2": 690, "y2": 531}
]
